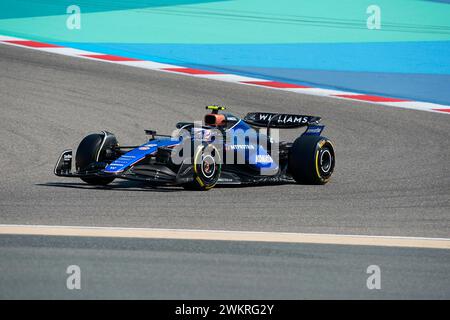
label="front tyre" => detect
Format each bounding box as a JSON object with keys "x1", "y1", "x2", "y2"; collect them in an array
[
  {"x1": 75, "y1": 131, "x2": 118, "y2": 185},
  {"x1": 183, "y1": 143, "x2": 222, "y2": 191},
  {"x1": 289, "y1": 136, "x2": 335, "y2": 185}
]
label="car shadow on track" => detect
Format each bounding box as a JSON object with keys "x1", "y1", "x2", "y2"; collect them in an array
[
  {"x1": 37, "y1": 180, "x2": 296, "y2": 192},
  {"x1": 36, "y1": 181, "x2": 181, "y2": 192},
  {"x1": 38, "y1": 176, "x2": 299, "y2": 192}
]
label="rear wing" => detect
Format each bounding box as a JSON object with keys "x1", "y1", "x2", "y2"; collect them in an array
[{"x1": 243, "y1": 112, "x2": 321, "y2": 128}]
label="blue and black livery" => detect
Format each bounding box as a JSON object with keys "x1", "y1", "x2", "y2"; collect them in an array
[{"x1": 54, "y1": 106, "x2": 335, "y2": 190}]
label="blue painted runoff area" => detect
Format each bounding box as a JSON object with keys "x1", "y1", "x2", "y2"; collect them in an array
[{"x1": 55, "y1": 41, "x2": 450, "y2": 105}]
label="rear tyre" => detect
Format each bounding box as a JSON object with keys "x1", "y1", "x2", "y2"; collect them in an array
[
  {"x1": 289, "y1": 136, "x2": 335, "y2": 185},
  {"x1": 183, "y1": 143, "x2": 222, "y2": 191},
  {"x1": 75, "y1": 132, "x2": 118, "y2": 185}
]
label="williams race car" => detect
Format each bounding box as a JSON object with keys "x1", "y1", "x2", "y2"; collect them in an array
[{"x1": 54, "y1": 106, "x2": 335, "y2": 190}]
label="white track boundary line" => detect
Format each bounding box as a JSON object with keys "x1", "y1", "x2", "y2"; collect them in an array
[{"x1": 0, "y1": 224, "x2": 449, "y2": 249}]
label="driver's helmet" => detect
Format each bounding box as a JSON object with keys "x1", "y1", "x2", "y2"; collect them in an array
[{"x1": 204, "y1": 113, "x2": 226, "y2": 127}]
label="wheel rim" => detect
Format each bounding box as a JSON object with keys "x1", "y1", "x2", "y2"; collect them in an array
[
  {"x1": 316, "y1": 142, "x2": 334, "y2": 180},
  {"x1": 201, "y1": 155, "x2": 216, "y2": 178},
  {"x1": 320, "y1": 149, "x2": 332, "y2": 174}
]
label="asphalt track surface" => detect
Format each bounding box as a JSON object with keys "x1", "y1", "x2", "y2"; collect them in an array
[
  {"x1": 1, "y1": 44, "x2": 449, "y2": 237},
  {"x1": 0, "y1": 44, "x2": 449, "y2": 299},
  {"x1": 0, "y1": 235, "x2": 448, "y2": 299}
]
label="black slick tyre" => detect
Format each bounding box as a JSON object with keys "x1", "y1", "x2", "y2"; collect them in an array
[
  {"x1": 183, "y1": 143, "x2": 222, "y2": 190},
  {"x1": 75, "y1": 131, "x2": 117, "y2": 185},
  {"x1": 289, "y1": 136, "x2": 335, "y2": 185}
]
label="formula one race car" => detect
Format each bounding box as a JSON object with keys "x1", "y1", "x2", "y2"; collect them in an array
[{"x1": 54, "y1": 106, "x2": 335, "y2": 190}]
